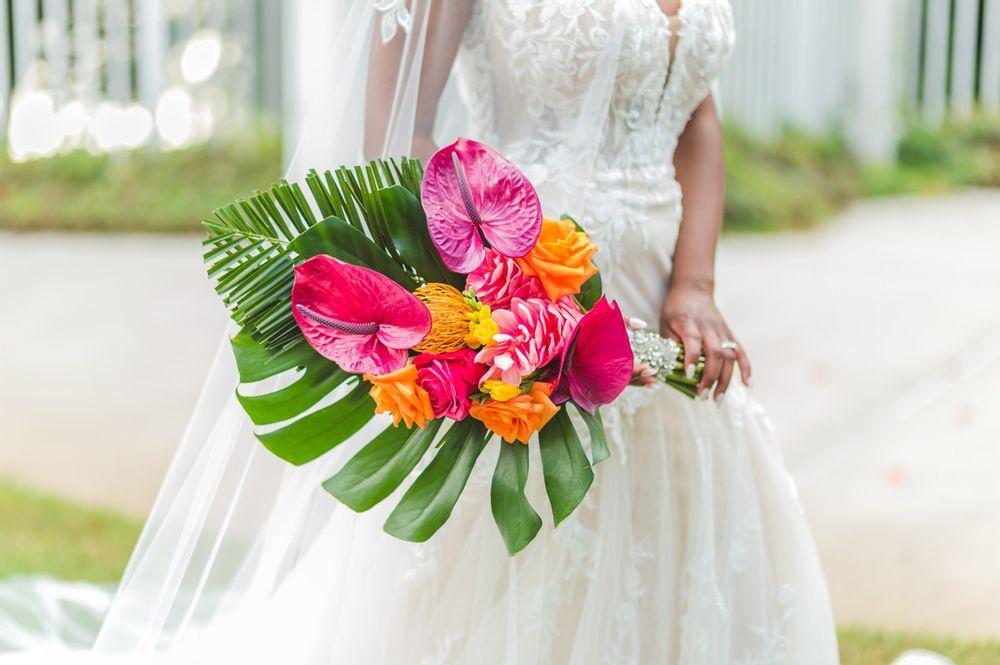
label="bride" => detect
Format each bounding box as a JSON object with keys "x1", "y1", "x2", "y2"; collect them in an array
[{"x1": 2, "y1": 0, "x2": 839, "y2": 662}]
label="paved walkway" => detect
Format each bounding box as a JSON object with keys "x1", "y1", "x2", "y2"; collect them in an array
[{"x1": 1, "y1": 189, "x2": 999, "y2": 636}]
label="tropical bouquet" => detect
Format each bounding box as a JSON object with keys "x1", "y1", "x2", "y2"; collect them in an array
[{"x1": 203, "y1": 138, "x2": 701, "y2": 554}]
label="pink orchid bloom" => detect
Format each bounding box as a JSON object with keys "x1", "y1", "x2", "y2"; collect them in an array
[
  {"x1": 554, "y1": 297, "x2": 634, "y2": 414},
  {"x1": 476, "y1": 297, "x2": 582, "y2": 386},
  {"x1": 466, "y1": 248, "x2": 548, "y2": 309},
  {"x1": 421, "y1": 138, "x2": 542, "y2": 273},
  {"x1": 291, "y1": 255, "x2": 431, "y2": 375}
]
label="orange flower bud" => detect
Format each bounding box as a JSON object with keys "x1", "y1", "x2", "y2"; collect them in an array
[{"x1": 516, "y1": 218, "x2": 598, "y2": 302}]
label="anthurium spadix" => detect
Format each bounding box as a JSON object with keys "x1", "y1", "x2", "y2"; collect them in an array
[
  {"x1": 291, "y1": 255, "x2": 432, "y2": 375},
  {"x1": 421, "y1": 138, "x2": 543, "y2": 273}
]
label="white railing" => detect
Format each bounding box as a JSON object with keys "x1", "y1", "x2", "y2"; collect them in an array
[
  {"x1": 918, "y1": 0, "x2": 1000, "y2": 122},
  {"x1": 0, "y1": 0, "x2": 280, "y2": 160},
  {"x1": 3, "y1": 1, "x2": 998, "y2": 163},
  {"x1": 719, "y1": 0, "x2": 1000, "y2": 161}
]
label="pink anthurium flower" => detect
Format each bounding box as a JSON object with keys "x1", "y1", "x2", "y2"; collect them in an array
[
  {"x1": 291, "y1": 255, "x2": 432, "y2": 375},
  {"x1": 421, "y1": 138, "x2": 542, "y2": 273},
  {"x1": 554, "y1": 297, "x2": 634, "y2": 414}
]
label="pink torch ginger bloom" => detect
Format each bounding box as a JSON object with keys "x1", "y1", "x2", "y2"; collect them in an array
[
  {"x1": 466, "y1": 248, "x2": 547, "y2": 309},
  {"x1": 476, "y1": 298, "x2": 582, "y2": 386},
  {"x1": 421, "y1": 138, "x2": 542, "y2": 273},
  {"x1": 291, "y1": 255, "x2": 432, "y2": 375},
  {"x1": 413, "y1": 348, "x2": 486, "y2": 421},
  {"x1": 554, "y1": 297, "x2": 634, "y2": 413}
]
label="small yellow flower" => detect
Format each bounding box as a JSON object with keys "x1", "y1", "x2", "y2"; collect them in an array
[
  {"x1": 467, "y1": 318, "x2": 500, "y2": 348},
  {"x1": 465, "y1": 304, "x2": 500, "y2": 349},
  {"x1": 483, "y1": 380, "x2": 522, "y2": 402}
]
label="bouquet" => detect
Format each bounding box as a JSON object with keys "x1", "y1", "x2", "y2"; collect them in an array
[{"x1": 203, "y1": 138, "x2": 701, "y2": 554}]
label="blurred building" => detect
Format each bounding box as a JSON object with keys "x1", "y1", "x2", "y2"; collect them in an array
[{"x1": 0, "y1": 0, "x2": 998, "y2": 163}]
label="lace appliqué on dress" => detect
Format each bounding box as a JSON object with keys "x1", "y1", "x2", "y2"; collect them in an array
[{"x1": 371, "y1": 0, "x2": 412, "y2": 43}]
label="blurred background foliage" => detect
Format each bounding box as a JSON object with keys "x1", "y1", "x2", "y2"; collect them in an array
[{"x1": 2, "y1": 115, "x2": 997, "y2": 236}]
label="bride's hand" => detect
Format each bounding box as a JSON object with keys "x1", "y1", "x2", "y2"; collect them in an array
[{"x1": 659, "y1": 281, "x2": 751, "y2": 401}]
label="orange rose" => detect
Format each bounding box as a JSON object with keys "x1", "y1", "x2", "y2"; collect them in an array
[
  {"x1": 469, "y1": 381, "x2": 560, "y2": 444},
  {"x1": 364, "y1": 364, "x2": 435, "y2": 429},
  {"x1": 516, "y1": 217, "x2": 599, "y2": 302}
]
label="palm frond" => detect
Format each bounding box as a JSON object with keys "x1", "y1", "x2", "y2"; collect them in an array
[{"x1": 203, "y1": 157, "x2": 425, "y2": 352}]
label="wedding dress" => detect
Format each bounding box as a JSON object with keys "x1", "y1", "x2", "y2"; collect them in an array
[{"x1": 0, "y1": 0, "x2": 840, "y2": 663}]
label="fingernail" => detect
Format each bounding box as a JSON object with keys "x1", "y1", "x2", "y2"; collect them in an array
[
  {"x1": 641, "y1": 367, "x2": 656, "y2": 377},
  {"x1": 686, "y1": 363, "x2": 696, "y2": 379},
  {"x1": 698, "y1": 388, "x2": 709, "y2": 400},
  {"x1": 716, "y1": 392, "x2": 726, "y2": 406},
  {"x1": 628, "y1": 317, "x2": 648, "y2": 330}
]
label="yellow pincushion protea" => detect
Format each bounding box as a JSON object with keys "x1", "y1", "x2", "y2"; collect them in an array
[{"x1": 412, "y1": 283, "x2": 476, "y2": 353}]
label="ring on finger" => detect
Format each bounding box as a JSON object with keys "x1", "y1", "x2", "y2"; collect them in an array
[{"x1": 720, "y1": 340, "x2": 738, "y2": 350}]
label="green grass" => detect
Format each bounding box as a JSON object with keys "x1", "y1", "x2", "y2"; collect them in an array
[
  {"x1": 723, "y1": 112, "x2": 1000, "y2": 233},
  {"x1": 839, "y1": 627, "x2": 1000, "y2": 665},
  {"x1": 2, "y1": 481, "x2": 1000, "y2": 661},
  {"x1": 723, "y1": 127, "x2": 860, "y2": 232},
  {"x1": 0, "y1": 136, "x2": 281, "y2": 233},
  {"x1": 0, "y1": 481, "x2": 141, "y2": 583}
]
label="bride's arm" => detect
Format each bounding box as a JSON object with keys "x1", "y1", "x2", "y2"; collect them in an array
[
  {"x1": 365, "y1": 1, "x2": 472, "y2": 162},
  {"x1": 662, "y1": 96, "x2": 751, "y2": 401}
]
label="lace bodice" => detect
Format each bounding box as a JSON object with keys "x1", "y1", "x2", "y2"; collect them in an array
[{"x1": 455, "y1": 0, "x2": 735, "y2": 269}]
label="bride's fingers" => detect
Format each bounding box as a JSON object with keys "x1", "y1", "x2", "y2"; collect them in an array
[
  {"x1": 715, "y1": 352, "x2": 736, "y2": 401},
  {"x1": 698, "y1": 329, "x2": 723, "y2": 398},
  {"x1": 671, "y1": 318, "x2": 702, "y2": 379},
  {"x1": 734, "y1": 345, "x2": 752, "y2": 386}
]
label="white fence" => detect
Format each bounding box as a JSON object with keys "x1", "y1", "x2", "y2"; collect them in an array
[
  {"x1": 2, "y1": 0, "x2": 999, "y2": 163},
  {"x1": 720, "y1": 0, "x2": 1000, "y2": 161},
  {"x1": 0, "y1": 0, "x2": 280, "y2": 160}
]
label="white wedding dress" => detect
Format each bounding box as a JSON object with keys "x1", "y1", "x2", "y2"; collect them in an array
[{"x1": 0, "y1": 1, "x2": 839, "y2": 663}]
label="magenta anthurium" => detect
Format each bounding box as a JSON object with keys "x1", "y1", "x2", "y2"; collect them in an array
[
  {"x1": 554, "y1": 297, "x2": 634, "y2": 414},
  {"x1": 291, "y1": 255, "x2": 432, "y2": 375},
  {"x1": 421, "y1": 138, "x2": 543, "y2": 273}
]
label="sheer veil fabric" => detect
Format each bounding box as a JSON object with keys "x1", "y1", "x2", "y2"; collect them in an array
[{"x1": 0, "y1": 1, "x2": 840, "y2": 663}]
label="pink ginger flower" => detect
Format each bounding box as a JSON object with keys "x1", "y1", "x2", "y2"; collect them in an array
[
  {"x1": 466, "y1": 248, "x2": 547, "y2": 309},
  {"x1": 476, "y1": 297, "x2": 582, "y2": 386}
]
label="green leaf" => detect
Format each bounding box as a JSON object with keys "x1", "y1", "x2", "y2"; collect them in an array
[
  {"x1": 230, "y1": 332, "x2": 352, "y2": 425},
  {"x1": 230, "y1": 333, "x2": 318, "y2": 383},
  {"x1": 202, "y1": 185, "x2": 303, "y2": 353},
  {"x1": 323, "y1": 419, "x2": 444, "y2": 512},
  {"x1": 575, "y1": 405, "x2": 611, "y2": 465},
  {"x1": 256, "y1": 381, "x2": 374, "y2": 466},
  {"x1": 491, "y1": 441, "x2": 543, "y2": 555},
  {"x1": 383, "y1": 420, "x2": 487, "y2": 542},
  {"x1": 377, "y1": 185, "x2": 464, "y2": 288},
  {"x1": 575, "y1": 272, "x2": 603, "y2": 311},
  {"x1": 238, "y1": 362, "x2": 351, "y2": 426},
  {"x1": 538, "y1": 409, "x2": 594, "y2": 526},
  {"x1": 290, "y1": 215, "x2": 415, "y2": 289}
]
